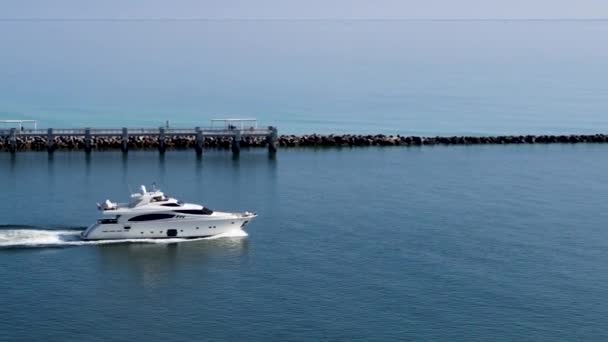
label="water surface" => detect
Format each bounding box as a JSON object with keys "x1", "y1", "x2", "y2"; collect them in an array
[
  {"x1": 1, "y1": 20, "x2": 607, "y2": 134},
  {"x1": 1, "y1": 146, "x2": 608, "y2": 341}
]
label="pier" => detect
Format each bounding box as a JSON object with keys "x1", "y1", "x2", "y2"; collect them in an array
[
  {"x1": 2, "y1": 121, "x2": 608, "y2": 154},
  {"x1": 0, "y1": 119, "x2": 278, "y2": 157}
]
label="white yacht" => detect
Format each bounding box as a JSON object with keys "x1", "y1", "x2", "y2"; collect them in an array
[{"x1": 81, "y1": 185, "x2": 256, "y2": 240}]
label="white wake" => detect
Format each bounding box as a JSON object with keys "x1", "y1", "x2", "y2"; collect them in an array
[{"x1": 0, "y1": 228, "x2": 248, "y2": 249}]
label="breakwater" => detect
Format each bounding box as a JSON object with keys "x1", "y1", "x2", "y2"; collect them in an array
[
  {"x1": 0, "y1": 126, "x2": 278, "y2": 155},
  {"x1": 277, "y1": 134, "x2": 608, "y2": 146},
  {"x1": 2, "y1": 133, "x2": 608, "y2": 152}
]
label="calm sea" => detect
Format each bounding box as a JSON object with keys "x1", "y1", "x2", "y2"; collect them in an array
[
  {"x1": 0, "y1": 20, "x2": 607, "y2": 135},
  {"x1": 2, "y1": 20, "x2": 608, "y2": 341},
  {"x1": 1, "y1": 146, "x2": 608, "y2": 341}
]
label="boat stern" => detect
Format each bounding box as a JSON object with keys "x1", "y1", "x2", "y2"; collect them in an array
[{"x1": 80, "y1": 223, "x2": 100, "y2": 240}]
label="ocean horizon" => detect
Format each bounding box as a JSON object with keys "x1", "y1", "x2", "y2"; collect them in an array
[{"x1": 1, "y1": 19, "x2": 607, "y2": 135}]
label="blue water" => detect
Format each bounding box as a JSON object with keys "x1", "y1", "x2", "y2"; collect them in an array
[
  {"x1": 1, "y1": 20, "x2": 607, "y2": 135},
  {"x1": 1, "y1": 146, "x2": 608, "y2": 341},
  {"x1": 2, "y1": 19, "x2": 608, "y2": 341}
]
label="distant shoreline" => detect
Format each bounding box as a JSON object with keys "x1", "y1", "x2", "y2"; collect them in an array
[{"x1": 2, "y1": 134, "x2": 608, "y2": 152}]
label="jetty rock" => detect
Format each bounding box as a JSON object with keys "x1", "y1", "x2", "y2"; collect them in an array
[{"x1": 2, "y1": 134, "x2": 608, "y2": 152}]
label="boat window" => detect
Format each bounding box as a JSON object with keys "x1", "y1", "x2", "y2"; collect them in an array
[
  {"x1": 161, "y1": 203, "x2": 182, "y2": 207},
  {"x1": 129, "y1": 199, "x2": 143, "y2": 208},
  {"x1": 173, "y1": 208, "x2": 214, "y2": 215},
  {"x1": 128, "y1": 213, "x2": 175, "y2": 222},
  {"x1": 98, "y1": 218, "x2": 118, "y2": 224}
]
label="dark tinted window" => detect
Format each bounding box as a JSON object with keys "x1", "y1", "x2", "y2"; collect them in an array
[
  {"x1": 98, "y1": 215, "x2": 120, "y2": 224},
  {"x1": 173, "y1": 208, "x2": 213, "y2": 215},
  {"x1": 128, "y1": 213, "x2": 175, "y2": 222},
  {"x1": 161, "y1": 203, "x2": 182, "y2": 207}
]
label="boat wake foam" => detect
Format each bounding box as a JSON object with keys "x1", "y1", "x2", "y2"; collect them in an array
[{"x1": 0, "y1": 227, "x2": 248, "y2": 249}]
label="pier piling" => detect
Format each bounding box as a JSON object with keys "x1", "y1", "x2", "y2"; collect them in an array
[
  {"x1": 158, "y1": 127, "x2": 166, "y2": 154},
  {"x1": 84, "y1": 128, "x2": 92, "y2": 153},
  {"x1": 9, "y1": 128, "x2": 16, "y2": 153},
  {"x1": 232, "y1": 130, "x2": 241, "y2": 156},
  {"x1": 46, "y1": 128, "x2": 55, "y2": 153},
  {"x1": 195, "y1": 127, "x2": 203, "y2": 156},
  {"x1": 121, "y1": 128, "x2": 129, "y2": 153},
  {"x1": 267, "y1": 126, "x2": 278, "y2": 155}
]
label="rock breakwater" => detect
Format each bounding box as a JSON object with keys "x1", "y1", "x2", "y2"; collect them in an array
[
  {"x1": 1, "y1": 134, "x2": 608, "y2": 151},
  {"x1": 277, "y1": 134, "x2": 608, "y2": 147}
]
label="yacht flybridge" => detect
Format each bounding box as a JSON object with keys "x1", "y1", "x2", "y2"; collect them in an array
[{"x1": 81, "y1": 185, "x2": 256, "y2": 240}]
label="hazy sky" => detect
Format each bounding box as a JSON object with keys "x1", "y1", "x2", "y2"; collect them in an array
[{"x1": 2, "y1": 0, "x2": 608, "y2": 20}]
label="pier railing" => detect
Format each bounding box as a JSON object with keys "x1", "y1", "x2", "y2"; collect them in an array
[{"x1": 0, "y1": 127, "x2": 274, "y2": 137}]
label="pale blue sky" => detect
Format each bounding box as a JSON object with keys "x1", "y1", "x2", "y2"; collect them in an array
[{"x1": 2, "y1": 0, "x2": 608, "y2": 20}]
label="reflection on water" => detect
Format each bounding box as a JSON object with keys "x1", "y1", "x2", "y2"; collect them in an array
[
  {"x1": 195, "y1": 153, "x2": 203, "y2": 175},
  {"x1": 121, "y1": 152, "x2": 128, "y2": 174},
  {"x1": 84, "y1": 152, "x2": 92, "y2": 176},
  {"x1": 95, "y1": 237, "x2": 249, "y2": 289},
  {"x1": 158, "y1": 152, "x2": 166, "y2": 180}
]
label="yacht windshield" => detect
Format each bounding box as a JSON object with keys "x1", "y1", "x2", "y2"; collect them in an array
[{"x1": 161, "y1": 203, "x2": 182, "y2": 207}]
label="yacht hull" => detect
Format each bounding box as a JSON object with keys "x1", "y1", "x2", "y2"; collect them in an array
[{"x1": 81, "y1": 216, "x2": 253, "y2": 240}]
